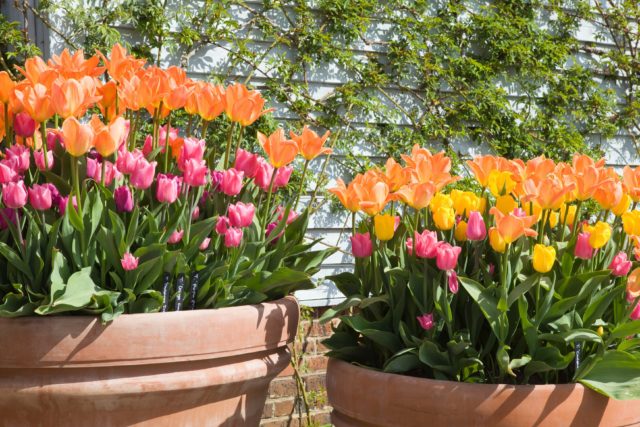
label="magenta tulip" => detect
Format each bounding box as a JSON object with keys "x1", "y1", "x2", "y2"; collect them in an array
[
  {"x1": 215, "y1": 216, "x2": 230, "y2": 235},
  {"x1": 228, "y1": 202, "x2": 255, "y2": 228},
  {"x1": 254, "y1": 157, "x2": 273, "y2": 191},
  {"x1": 121, "y1": 252, "x2": 139, "y2": 271},
  {"x1": 436, "y1": 242, "x2": 461, "y2": 271},
  {"x1": 224, "y1": 227, "x2": 243, "y2": 248},
  {"x1": 6, "y1": 144, "x2": 30, "y2": 173},
  {"x1": 0, "y1": 161, "x2": 17, "y2": 184},
  {"x1": 199, "y1": 237, "x2": 211, "y2": 251},
  {"x1": 168, "y1": 229, "x2": 184, "y2": 244},
  {"x1": 156, "y1": 174, "x2": 180, "y2": 203},
  {"x1": 182, "y1": 159, "x2": 208, "y2": 187},
  {"x1": 234, "y1": 148, "x2": 259, "y2": 178},
  {"x1": 274, "y1": 166, "x2": 293, "y2": 189},
  {"x1": 34, "y1": 150, "x2": 54, "y2": 171},
  {"x1": 414, "y1": 230, "x2": 439, "y2": 259},
  {"x1": 116, "y1": 149, "x2": 143, "y2": 175},
  {"x1": 13, "y1": 112, "x2": 36, "y2": 137},
  {"x1": 609, "y1": 252, "x2": 632, "y2": 277},
  {"x1": 277, "y1": 205, "x2": 299, "y2": 224},
  {"x1": 130, "y1": 158, "x2": 157, "y2": 190},
  {"x1": 448, "y1": 270, "x2": 459, "y2": 294},
  {"x1": 2, "y1": 180, "x2": 27, "y2": 209},
  {"x1": 178, "y1": 137, "x2": 206, "y2": 171},
  {"x1": 466, "y1": 211, "x2": 487, "y2": 240},
  {"x1": 114, "y1": 186, "x2": 134, "y2": 213},
  {"x1": 350, "y1": 232, "x2": 373, "y2": 258},
  {"x1": 575, "y1": 232, "x2": 594, "y2": 260},
  {"x1": 417, "y1": 313, "x2": 435, "y2": 331},
  {"x1": 28, "y1": 184, "x2": 52, "y2": 210},
  {"x1": 220, "y1": 168, "x2": 244, "y2": 196}
]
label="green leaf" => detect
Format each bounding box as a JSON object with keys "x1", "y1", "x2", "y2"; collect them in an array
[
  {"x1": 66, "y1": 198, "x2": 84, "y2": 233},
  {"x1": 507, "y1": 273, "x2": 541, "y2": 307},
  {"x1": 579, "y1": 351, "x2": 640, "y2": 400},
  {"x1": 538, "y1": 329, "x2": 603, "y2": 346},
  {"x1": 418, "y1": 340, "x2": 454, "y2": 375},
  {"x1": 459, "y1": 276, "x2": 508, "y2": 342},
  {"x1": 36, "y1": 268, "x2": 97, "y2": 315},
  {"x1": 384, "y1": 349, "x2": 420, "y2": 373},
  {"x1": 319, "y1": 295, "x2": 362, "y2": 323},
  {"x1": 0, "y1": 242, "x2": 33, "y2": 281},
  {"x1": 609, "y1": 320, "x2": 640, "y2": 341}
]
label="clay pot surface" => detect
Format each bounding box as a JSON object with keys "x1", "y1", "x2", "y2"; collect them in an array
[
  {"x1": 327, "y1": 358, "x2": 640, "y2": 427},
  {"x1": 0, "y1": 296, "x2": 299, "y2": 427}
]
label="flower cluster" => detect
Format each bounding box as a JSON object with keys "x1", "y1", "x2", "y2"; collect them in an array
[
  {"x1": 0, "y1": 46, "x2": 335, "y2": 319},
  {"x1": 325, "y1": 147, "x2": 640, "y2": 399}
]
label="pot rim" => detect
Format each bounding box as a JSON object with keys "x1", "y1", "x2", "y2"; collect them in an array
[
  {"x1": 328, "y1": 357, "x2": 592, "y2": 393},
  {"x1": 0, "y1": 296, "x2": 299, "y2": 368}
]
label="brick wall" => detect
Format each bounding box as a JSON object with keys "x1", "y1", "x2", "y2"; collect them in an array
[{"x1": 261, "y1": 308, "x2": 335, "y2": 427}]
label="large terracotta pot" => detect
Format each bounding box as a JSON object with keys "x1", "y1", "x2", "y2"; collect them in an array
[
  {"x1": 327, "y1": 358, "x2": 640, "y2": 427},
  {"x1": 0, "y1": 296, "x2": 299, "y2": 427}
]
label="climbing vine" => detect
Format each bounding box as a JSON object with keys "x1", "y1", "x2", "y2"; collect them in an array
[{"x1": 2, "y1": 0, "x2": 636, "y2": 184}]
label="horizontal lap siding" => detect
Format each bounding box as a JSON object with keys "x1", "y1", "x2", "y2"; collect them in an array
[{"x1": 42, "y1": 2, "x2": 639, "y2": 306}]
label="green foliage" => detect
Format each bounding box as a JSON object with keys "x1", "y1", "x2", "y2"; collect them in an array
[{"x1": 1, "y1": 1, "x2": 635, "y2": 187}]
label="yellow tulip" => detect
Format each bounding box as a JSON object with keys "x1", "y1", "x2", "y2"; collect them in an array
[
  {"x1": 487, "y1": 170, "x2": 516, "y2": 197},
  {"x1": 612, "y1": 194, "x2": 632, "y2": 216},
  {"x1": 559, "y1": 204, "x2": 577, "y2": 226},
  {"x1": 430, "y1": 192, "x2": 453, "y2": 213},
  {"x1": 451, "y1": 189, "x2": 480, "y2": 217},
  {"x1": 548, "y1": 211, "x2": 559, "y2": 228},
  {"x1": 489, "y1": 227, "x2": 506, "y2": 253},
  {"x1": 583, "y1": 221, "x2": 611, "y2": 249},
  {"x1": 622, "y1": 211, "x2": 640, "y2": 236},
  {"x1": 374, "y1": 214, "x2": 395, "y2": 241},
  {"x1": 532, "y1": 244, "x2": 556, "y2": 273},
  {"x1": 495, "y1": 195, "x2": 518, "y2": 215},
  {"x1": 433, "y1": 206, "x2": 455, "y2": 230},
  {"x1": 455, "y1": 220, "x2": 468, "y2": 242}
]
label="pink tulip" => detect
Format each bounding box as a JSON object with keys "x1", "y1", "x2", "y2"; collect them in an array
[
  {"x1": 47, "y1": 129, "x2": 63, "y2": 150},
  {"x1": 406, "y1": 237, "x2": 413, "y2": 255},
  {"x1": 448, "y1": 271, "x2": 459, "y2": 294},
  {"x1": 575, "y1": 232, "x2": 594, "y2": 260},
  {"x1": 114, "y1": 186, "x2": 133, "y2": 213},
  {"x1": 120, "y1": 252, "x2": 139, "y2": 271},
  {"x1": 234, "y1": 148, "x2": 259, "y2": 178},
  {"x1": 57, "y1": 195, "x2": 77, "y2": 215},
  {"x1": 178, "y1": 137, "x2": 206, "y2": 171},
  {"x1": 466, "y1": 211, "x2": 486, "y2": 240},
  {"x1": 182, "y1": 159, "x2": 208, "y2": 187},
  {"x1": 116, "y1": 149, "x2": 143, "y2": 175},
  {"x1": 13, "y1": 112, "x2": 36, "y2": 137},
  {"x1": 224, "y1": 227, "x2": 243, "y2": 248},
  {"x1": 210, "y1": 170, "x2": 224, "y2": 192},
  {"x1": 168, "y1": 229, "x2": 184, "y2": 244},
  {"x1": 436, "y1": 242, "x2": 461, "y2": 271},
  {"x1": 631, "y1": 300, "x2": 640, "y2": 321},
  {"x1": 274, "y1": 166, "x2": 293, "y2": 189},
  {"x1": 350, "y1": 232, "x2": 373, "y2": 258},
  {"x1": 254, "y1": 157, "x2": 273, "y2": 191},
  {"x1": 28, "y1": 184, "x2": 52, "y2": 210},
  {"x1": 2, "y1": 180, "x2": 27, "y2": 209},
  {"x1": 609, "y1": 252, "x2": 632, "y2": 277},
  {"x1": 0, "y1": 208, "x2": 18, "y2": 229},
  {"x1": 130, "y1": 158, "x2": 157, "y2": 190},
  {"x1": 414, "y1": 230, "x2": 439, "y2": 259},
  {"x1": 6, "y1": 145, "x2": 30, "y2": 173},
  {"x1": 513, "y1": 208, "x2": 527, "y2": 218},
  {"x1": 156, "y1": 173, "x2": 181, "y2": 203},
  {"x1": 417, "y1": 313, "x2": 435, "y2": 331},
  {"x1": 87, "y1": 157, "x2": 100, "y2": 180},
  {"x1": 215, "y1": 216, "x2": 230, "y2": 235},
  {"x1": 199, "y1": 237, "x2": 211, "y2": 251},
  {"x1": 34, "y1": 150, "x2": 54, "y2": 171},
  {"x1": 394, "y1": 216, "x2": 401, "y2": 231},
  {"x1": 143, "y1": 125, "x2": 179, "y2": 156},
  {"x1": 0, "y1": 161, "x2": 17, "y2": 184},
  {"x1": 266, "y1": 222, "x2": 279, "y2": 240},
  {"x1": 228, "y1": 202, "x2": 255, "y2": 228},
  {"x1": 277, "y1": 206, "x2": 299, "y2": 224},
  {"x1": 220, "y1": 168, "x2": 244, "y2": 196},
  {"x1": 191, "y1": 206, "x2": 200, "y2": 220},
  {"x1": 488, "y1": 263, "x2": 496, "y2": 276}
]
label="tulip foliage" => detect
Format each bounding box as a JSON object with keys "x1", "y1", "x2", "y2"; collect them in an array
[
  {"x1": 324, "y1": 148, "x2": 640, "y2": 400},
  {"x1": 0, "y1": 46, "x2": 335, "y2": 320}
]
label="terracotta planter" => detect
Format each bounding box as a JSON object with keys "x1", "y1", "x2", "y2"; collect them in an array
[
  {"x1": 0, "y1": 296, "x2": 298, "y2": 427},
  {"x1": 327, "y1": 358, "x2": 640, "y2": 427}
]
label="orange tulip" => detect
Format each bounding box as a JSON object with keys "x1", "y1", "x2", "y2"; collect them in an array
[
  {"x1": 14, "y1": 83, "x2": 54, "y2": 123},
  {"x1": 521, "y1": 175, "x2": 575, "y2": 210},
  {"x1": 628, "y1": 268, "x2": 640, "y2": 299},
  {"x1": 353, "y1": 173, "x2": 391, "y2": 216},
  {"x1": 593, "y1": 172, "x2": 623, "y2": 211},
  {"x1": 225, "y1": 83, "x2": 274, "y2": 126},
  {"x1": 62, "y1": 116, "x2": 94, "y2": 157},
  {"x1": 91, "y1": 115, "x2": 128, "y2": 157},
  {"x1": 392, "y1": 182, "x2": 436, "y2": 210},
  {"x1": 16, "y1": 56, "x2": 57, "y2": 88},
  {"x1": 490, "y1": 207, "x2": 538, "y2": 244},
  {"x1": 329, "y1": 178, "x2": 361, "y2": 212},
  {"x1": 407, "y1": 148, "x2": 458, "y2": 190},
  {"x1": 184, "y1": 81, "x2": 204, "y2": 115},
  {"x1": 163, "y1": 66, "x2": 190, "y2": 111},
  {"x1": 0, "y1": 71, "x2": 15, "y2": 104},
  {"x1": 467, "y1": 155, "x2": 499, "y2": 187},
  {"x1": 623, "y1": 166, "x2": 640, "y2": 202},
  {"x1": 290, "y1": 126, "x2": 332, "y2": 161},
  {"x1": 48, "y1": 48, "x2": 104, "y2": 79},
  {"x1": 51, "y1": 78, "x2": 85, "y2": 118},
  {"x1": 377, "y1": 158, "x2": 410, "y2": 192},
  {"x1": 98, "y1": 43, "x2": 146, "y2": 82},
  {"x1": 524, "y1": 156, "x2": 556, "y2": 181},
  {"x1": 97, "y1": 80, "x2": 123, "y2": 120},
  {"x1": 196, "y1": 83, "x2": 225, "y2": 121},
  {"x1": 0, "y1": 105, "x2": 5, "y2": 142},
  {"x1": 257, "y1": 129, "x2": 299, "y2": 168}
]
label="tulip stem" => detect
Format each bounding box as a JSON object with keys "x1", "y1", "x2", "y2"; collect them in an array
[
  {"x1": 163, "y1": 112, "x2": 172, "y2": 173},
  {"x1": 72, "y1": 156, "x2": 83, "y2": 214},
  {"x1": 184, "y1": 188, "x2": 194, "y2": 245},
  {"x1": 101, "y1": 158, "x2": 106, "y2": 185},
  {"x1": 186, "y1": 115, "x2": 193, "y2": 137},
  {"x1": 231, "y1": 125, "x2": 245, "y2": 167},
  {"x1": 262, "y1": 167, "x2": 278, "y2": 239},
  {"x1": 223, "y1": 122, "x2": 236, "y2": 169},
  {"x1": 40, "y1": 122, "x2": 49, "y2": 170},
  {"x1": 3, "y1": 103, "x2": 9, "y2": 146},
  {"x1": 293, "y1": 159, "x2": 309, "y2": 211}
]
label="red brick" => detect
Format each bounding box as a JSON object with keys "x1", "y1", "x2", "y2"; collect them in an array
[
  {"x1": 273, "y1": 398, "x2": 299, "y2": 417},
  {"x1": 303, "y1": 373, "x2": 326, "y2": 393},
  {"x1": 304, "y1": 355, "x2": 328, "y2": 372},
  {"x1": 262, "y1": 402, "x2": 274, "y2": 418},
  {"x1": 276, "y1": 363, "x2": 295, "y2": 377},
  {"x1": 268, "y1": 377, "x2": 297, "y2": 399}
]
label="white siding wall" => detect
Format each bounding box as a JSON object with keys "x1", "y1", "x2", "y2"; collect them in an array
[{"x1": 32, "y1": 1, "x2": 640, "y2": 305}]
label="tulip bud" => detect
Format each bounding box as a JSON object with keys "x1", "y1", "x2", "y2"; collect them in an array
[
  {"x1": 609, "y1": 252, "x2": 632, "y2": 277},
  {"x1": 466, "y1": 211, "x2": 487, "y2": 241},
  {"x1": 416, "y1": 313, "x2": 435, "y2": 331},
  {"x1": 224, "y1": 227, "x2": 243, "y2": 248},
  {"x1": 350, "y1": 232, "x2": 372, "y2": 258},
  {"x1": 121, "y1": 252, "x2": 139, "y2": 271},
  {"x1": 489, "y1": 227, "x2": 506, "y2": 253},
  {"x1": 436, "y1": 243, "x2": 461, "y2": 271},
  {"x1": 2, "y1": 180, "x2": 27, "y2": 209},
  {"x1": 13, "y1": 112, "x2": 36, "y2": 138},
  {"x1": 374, "y1": 214, "x2": 395, "y2": 241},
  {"x1": 215, "y1": 216, "x2": 230, "y2": 235},
  {"x1": 28, "y1": 184, "x2": 52, "y2": 210},
  {"x1": 168, "y1": 229, "x2": 184, "y2": 244},
  {"x1": 454, "y1": 220, "x2": 468, "y2": 242},
  {"x1": 114, "y1": 186, "x2": 134, "y2": 213},
  {"x1": 532, "y1": 244, "x2": 556, "y2": 273}
]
